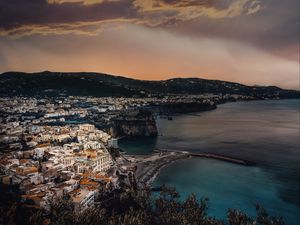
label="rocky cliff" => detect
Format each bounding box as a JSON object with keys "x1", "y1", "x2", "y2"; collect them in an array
[{"x1": 109, "y1": 110, "x2": 158, "y2": 137}]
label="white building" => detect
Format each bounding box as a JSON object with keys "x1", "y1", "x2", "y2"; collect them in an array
[
  {"x1": 71, "y1": 189, "x2": 95, "y2": 211},
  {"x1": 79, "y1": 124, "x2": 95, "y2": 132},
  {"x1": 61, "y1": 156, "x2": 75, "y2": 168},
  {"x1": 95, "y1": 153, "x2": 113, "y2": 172},
  {"x1": 83, "y1": 141, "x2": 103, "y2": 150}
]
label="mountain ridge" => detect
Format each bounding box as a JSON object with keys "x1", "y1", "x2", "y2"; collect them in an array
[{"x1": 0, "y1": 71, "x2": 298, "y2": 98}]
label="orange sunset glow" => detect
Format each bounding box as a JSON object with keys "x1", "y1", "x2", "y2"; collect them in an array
[{"x1": 0, "y1": 0, "x2": 299, "y2": 89}]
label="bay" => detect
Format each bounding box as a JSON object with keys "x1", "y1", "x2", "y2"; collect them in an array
[{"x1": 118, "y1": 99, "x2": 300, "y2": 224}]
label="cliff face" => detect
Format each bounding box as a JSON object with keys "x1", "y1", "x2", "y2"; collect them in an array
[
  {"x1": 110, "y1": 110, "x2": 158, "y2": 138},
  {"x1": 108, "y1": 103, "x2": 216, "y2": 137}
]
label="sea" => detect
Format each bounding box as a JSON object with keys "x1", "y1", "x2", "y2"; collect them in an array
[{"x1": 118, "y1": 99, "x2": 300, "y2": 224}]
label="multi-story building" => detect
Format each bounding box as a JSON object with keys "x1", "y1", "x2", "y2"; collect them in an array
[{"x1": 70, "y1": 188, "x2": 95, "y2": 211}]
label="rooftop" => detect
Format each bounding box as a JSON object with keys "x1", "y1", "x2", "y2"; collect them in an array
[{"x1": 70, "y1": 188, "x2": 93, "y2": 203}]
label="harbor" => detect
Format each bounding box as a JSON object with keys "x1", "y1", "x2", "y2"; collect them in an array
[{"x1": 121, "y1": 149, "x2": 256, "y2": 187}]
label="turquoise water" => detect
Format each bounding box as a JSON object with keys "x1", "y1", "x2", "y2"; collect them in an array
[
  {"x1": 118, "y1": 136, "x2": 157, "y2": 155},
  {"x1": 118, "y1": 100, "x2": 300, "y2": 224}
]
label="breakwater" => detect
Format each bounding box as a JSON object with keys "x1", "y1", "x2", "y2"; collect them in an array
[
  {"x1": 129, "y1": 149, "x2": 255, "y2": 188},
  {"x1": 190, "y1": 152, "x2": 256, "y2": 166},
  {"x1": 155, "y1": 149, "x2": 256, "y2": 166}
]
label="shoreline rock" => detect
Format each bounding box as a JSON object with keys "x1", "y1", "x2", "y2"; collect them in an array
[{"x1": 109, "y1": 109, "x2": 158, "y2": 138}]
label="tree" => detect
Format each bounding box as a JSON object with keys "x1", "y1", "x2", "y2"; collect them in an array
[{"x1": 1, "y1": 186, "x2": 285, "y2": 225}]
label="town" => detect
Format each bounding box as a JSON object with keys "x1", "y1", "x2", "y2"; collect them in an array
[{"x1": 0, "y1": 93, "x2": 277, "y2": 211}]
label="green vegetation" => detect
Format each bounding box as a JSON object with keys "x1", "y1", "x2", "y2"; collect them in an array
[{"x1": 1, "y1": 186, "x2": 285, "y2": 225}]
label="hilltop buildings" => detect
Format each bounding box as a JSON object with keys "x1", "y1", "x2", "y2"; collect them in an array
[{"x1": 0, "y1": 97, "x2": 118, "y2": 211}]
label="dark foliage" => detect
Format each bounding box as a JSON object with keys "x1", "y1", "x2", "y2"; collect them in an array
[{"x1": 0, "y1": 186, "x2": 285, "y2": 225}]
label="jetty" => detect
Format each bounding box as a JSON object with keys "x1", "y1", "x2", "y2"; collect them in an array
[
  {"x1": 189, "y1": 152, "x2": 256, "y2": 166},
  {"x1": 155, "y1": 149, "x2": 256, "y2": 166},
  {"x1": 121, "y1": 149, "x2": 256, "y2": 188}
]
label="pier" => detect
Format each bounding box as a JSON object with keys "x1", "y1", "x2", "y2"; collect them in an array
[
  {"x1": 155, "y1": 149, "x2": 256, "y2": 166},
  {"x1": 189, "y1": 152, "x2": 256, "y2": 166},
  {"x1": 122, "y1": 149, "x2": 256, "y2": 188}
]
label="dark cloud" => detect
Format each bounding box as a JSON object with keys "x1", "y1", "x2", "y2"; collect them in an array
[
  {"x1": 152, "y1": 0, "x2": 215, "y2": 7},
  {"x1": 164, "y1": 0, "x2": 299, "y2": 60},
  {"x1": 0, "y1": 0, "x2": 297, "y2": 61},
  {"x1": 0, "y1": 0, "x2": 137, "y2": 30},
  {"x1": 0, "y1": 0, "x2": 262, "y2": 32}
]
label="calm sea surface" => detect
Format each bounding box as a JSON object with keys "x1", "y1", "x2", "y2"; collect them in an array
[{"x1": 118, "y1": 100, "x2": 300, "y2": 224}]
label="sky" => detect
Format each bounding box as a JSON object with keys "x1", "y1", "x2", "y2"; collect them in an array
[{"x1": 0, "y1": 0, "x2": 299, "y2": 89}]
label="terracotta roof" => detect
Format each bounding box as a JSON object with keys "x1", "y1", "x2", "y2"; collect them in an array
[
  {"x1": 0, "y1": 160, "x2": 10, "y2": 165},
  {"x1": 17, "y1": 166, "x2": 38, "y2": 175},
  {"x1": 94, "y1": 174, "x2": 111, "y2": 183},
  {"x1": 22, "y1": 192, "x2": 46, "y2": 201},
  {"x1": 80, "y1": 178, "x2": 98, "y2": 186},
  {"x1": 36, "y1": 143, "x2": 51, "y2": 148},
  {"x1": 19, "y1": 159, "x2": 29, "y2": 164}
]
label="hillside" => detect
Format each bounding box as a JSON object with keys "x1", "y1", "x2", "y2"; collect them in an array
[{"x1": 0, "y1": 71, "x2": 298, "y2": 98}]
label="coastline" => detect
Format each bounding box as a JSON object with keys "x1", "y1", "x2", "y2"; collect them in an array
[
  {"x1": 123, "y1": 149, "x2": 256, "y2": 188},
  {"x1": 119, "y1": 99, "x2": 298, "y2": 190},
  {"x1": 142, "y1": 155, "x2": 190, "y2": 187},
  {"x1": 119, "y1": 99, "x2": 300, "y2": 224},
  {"x1": 123, "y1": 151, "x2": 190, "y2": 188}
]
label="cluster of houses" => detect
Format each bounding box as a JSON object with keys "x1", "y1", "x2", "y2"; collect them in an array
[
  {"x1": 0, "y1": 93, "x2": 258, "y2": 211},
  {"x1": 0, "y1": 114, "x2": 117, "y2": 211}
]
